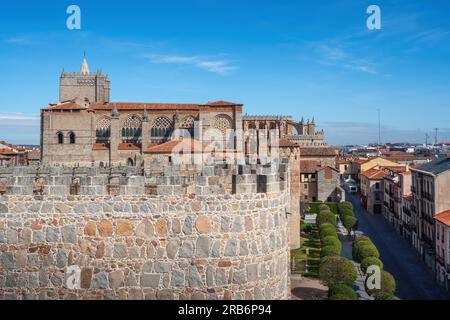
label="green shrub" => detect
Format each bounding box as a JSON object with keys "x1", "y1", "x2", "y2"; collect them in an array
[
  {"x1": 360, "y1": 257, "x2": 384, "y2": 273},
  {"x1": 366, "y1": 271, "x2": 396, "y2": 296},
  {"x1": 302, "y1": 223, "x2": 313, "y2": 233},
  {"x1": 317, "y1": 211, "x2": 337, "y2": 226},
  {"x1": 329, "y1": 284, "x2": 357, "y2": 300},
  {"x1": 321, "y1": 245, "x2": 341, "y2": 257},
  {"x1": 321, "y1": 235, "x2": 341, "y2": 249},
  {"x1": 339, "y1": 208, "x2": 355, "y2": 217},
  {"x1": 319, "y1": 223, "x2": 337, "y2": 239},
  {"x1": 338, "y1": 201, "x2": 353, "y2": 211},
  {"x1": 329, "y1": 294, "x2": 355, "y2": 300},
  {"x1": 319, "y1": 204, "x2": 330, "y2": 211},
  {"x1": 374, "y1": 292, "x2": 400, "y2": 300},
  {"x1": 352, "y1": 236, "x2": 373, "y2": 250},
  {"x1": 319, "y1": 256, "x2": 357, "y2": 287},
  {"x1": 342, "y1": 215, "x2": 358, "y2": 232},
  {"x1": 354, "y1": 243, "x2": 380, "y2": 262}
]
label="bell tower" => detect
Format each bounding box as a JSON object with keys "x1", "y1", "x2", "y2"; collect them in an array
[{"x1": 59, "y1": 55, "x2": 110, "y2": 103}]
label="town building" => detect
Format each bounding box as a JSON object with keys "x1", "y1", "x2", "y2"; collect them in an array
[
  {"x1": 411, "y1": 157, "x2": 450, "y2": 271},
  {"x1": 383, "y1": 170, "x2": 412, "y2": 234},
  {"x1": 434, "y1": 210, "x2": 450, "y2": 291},
  {"x1": 360, "y1": 168, "x2": 387, "y2": 214}
]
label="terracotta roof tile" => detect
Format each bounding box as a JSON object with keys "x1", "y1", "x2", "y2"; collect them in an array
[
  {"x1": 144, "y1": 138, "x2": 207, "y2": 154},
  {"x1": 435, "y1": 210, "x2": 450, "y2": 226},
  {"x1": 92, "y1": 143, "x2": 109, "y2": 151},
  {"x1": 203, "y1": 101, "x2": 243, "y2": 106},
  {"x1": 362, "y1": 168, "x2": 388, "y2": 180},
  {"x1": 300, "y1": 160, "x2": 321, "y2": 173}
]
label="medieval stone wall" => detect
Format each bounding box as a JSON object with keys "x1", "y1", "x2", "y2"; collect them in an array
[{"x1": 0, "y1": 163, "x2": 290, "y2": 300}]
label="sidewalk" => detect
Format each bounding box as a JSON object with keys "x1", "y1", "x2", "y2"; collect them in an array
[{"x1": 337, "y1": 221, "x2": 374, "y2": 300}]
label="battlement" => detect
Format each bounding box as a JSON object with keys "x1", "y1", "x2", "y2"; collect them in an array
[{"x1": 0, "y1": 161, "x2": 289, "y2": 197}]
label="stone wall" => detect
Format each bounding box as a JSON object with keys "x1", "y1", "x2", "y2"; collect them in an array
[{"x1": 0, "y1": 163, "x2": 290, "y2": 300}]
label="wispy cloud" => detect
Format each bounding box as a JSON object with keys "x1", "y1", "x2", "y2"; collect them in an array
[
  {"x1": 406, "y1": 28, "x2": 450, "y2": 46},
  {"x1": 143, "y1": 53, "x2": 238, "y2": 76},
  {"x1": 314, "y1": 43, "x2": 377, "y2": 75},
  {"x1": 0, "y1": 112, "x2": 39, "y2": 122},
  {"x1": 5, "y1": 36, "x2": 39, "y2": 46}
]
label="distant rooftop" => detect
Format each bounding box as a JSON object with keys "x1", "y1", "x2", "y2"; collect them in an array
[{"x1": 412, "y1": 157, "x2": 450, "y2": 175}]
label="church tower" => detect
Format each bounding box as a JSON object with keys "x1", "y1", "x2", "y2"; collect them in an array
[{"x1": 59, "y1": 56, "x2": 110, "y2": 103}]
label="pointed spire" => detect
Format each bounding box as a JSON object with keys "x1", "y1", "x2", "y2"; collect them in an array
[
  {"x1": 80, "y1": 53, "x2": 90, "y2": 75},
  {"x1": 311, "y1": 117, "x2": 315, "y2": 124},
  {"x1": 300, "y1": 116, "x2": 304, "y2": 124}
]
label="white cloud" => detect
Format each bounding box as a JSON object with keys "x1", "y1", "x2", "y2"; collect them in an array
[
  {"x1": 143, "y1": 54, "x2": 238, "y2": 75},
  {"x1": 5, "y1": 36, "x2": 37, "y2": 45},
  {"x1": 314, "y1": 43, "x2": 377, "y2": 75}
]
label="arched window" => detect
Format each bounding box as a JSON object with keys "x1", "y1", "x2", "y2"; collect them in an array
[
  {"x1": 69, "y1": 132, "x2": 76, "y2": 144},
  {"x1": 57, "y1": 132, "x2": 64, "y2": 144},
  {"x1": 122, "y1": 115, "x2": 142, "y2": 142},
  {"x1": 96, "y1": 117, "x2": 111, "y2": 142},
  {"x1": 179, "y1": 116, "x2": 195, "y2": 138},
  {"x1": 151, "y1": 116, "x2": 173, "y2": 142},
  {"x1": 127, "y1": 158, "x2": 135, "y2": 166},
  {"x1": 259, "y1": 122, "x2": 266, "y2": 130},
  {"x1": 213, "y1": 114, "x2": 232, "y2": 136}
]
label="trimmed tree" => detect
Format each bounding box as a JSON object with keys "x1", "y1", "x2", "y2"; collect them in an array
[
  {"x1": 319, "y1": 256, "x2": 357, "y2": 287},
  {"x1": 322, "y1": 236, "x2": 342, "y2": 250},
  {"x1": 342, "y1": 215, "x2": 358, "y2": 234},
  {"x1": 360, "y1": 257, "x2": 384, "y2": 273},
  {"x1": 321, "y1": 245, "x2": 341, "y2": 258},
  {"x1": 366, "y1": 271, "x2": 396, "y2": 296},
  {"x1": 319, "y1": 223, "x2": 338, "y2": 239},
  {"x1": 374, "y1": 292, "x2": 400, "y2": 300},
  {"x1": 329, "y1": 283, "x2": 357, "y2": 300},
  {"x1": 354, "y1": 243, "x2": 380, "y2": 263},
  {"x1": 317, "y1": 211, "x2": 337, "y2": 226}
]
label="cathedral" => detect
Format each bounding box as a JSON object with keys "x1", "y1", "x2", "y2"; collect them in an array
[{"x1": 40, "y1": 57, "x2": 328, "y2": 168}]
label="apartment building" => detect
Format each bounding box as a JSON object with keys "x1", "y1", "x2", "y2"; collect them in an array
[
  {"x1": 360, "y1": 168, "x2": 387, "y2": 214},
  {"x1": 434, "y1": 211, "x2": 450, "y2": 291},
  {"x1": 411, "y1": 157, "x2": 450, "y2": 271}
]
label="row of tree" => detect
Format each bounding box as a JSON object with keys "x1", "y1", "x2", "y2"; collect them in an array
[
  {"x1": 317, "y1": 204, "x2": 358, "y2": 300},
  {"x1": 352, "y1": 236, "x2": 400, "y2": 300}
]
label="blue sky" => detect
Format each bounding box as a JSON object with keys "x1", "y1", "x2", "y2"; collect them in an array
[{"x1": 1, "y1": 0, "x2": 450, "y2": 145}]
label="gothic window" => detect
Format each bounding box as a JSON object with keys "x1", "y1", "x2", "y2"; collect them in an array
[
  {"x1": 259, "y1": 122, "x2": 266, "y2": 130},
  {"x1": 248, "y1": 122, "x2": 256, "y2": 130},
  {"x1": 179, "y1": 116, "x2": 195, "y2": 137},
  {"x1": 213, "y1": 114, "x2": 232, "y2": 135},
  {"x1": 69, "y1": 132, "x2": 76, "y2": 144},
  {"x1": 151, "y1": 116, "x2": 173, "y2": 141},
  {"x1": 57, "y1": 132, "x2": 64, "y2": 144},
  {"x1": 122, "y1": 115, "x2": 142, "y2": 142},
  {"x1": 95, "y1": 117, "x2": 111, "y2": 141}
]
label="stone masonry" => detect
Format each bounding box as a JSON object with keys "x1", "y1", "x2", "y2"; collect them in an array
[{"x1": 0, "y1": 163, "x2": 290, "y2": 300}]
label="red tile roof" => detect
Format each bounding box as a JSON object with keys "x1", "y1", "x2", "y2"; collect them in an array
[
  {"x1": 300, "y1": 160, "x2": 321, "y2": 173},
  {"x1": 91, "y1": 102, "x2": 201, "y2": 111},
  {"x1": 362, "y1": 168, "x2": 387, "y2": 180},
  {"x1": 203, "y1": 101, "x2": 242, "y2": 106},
  {"x1": 0, "y1": 154, "x2": 10, "y2": 159},
  {"x1": 0, "y1": 148, "x2": 18, "y2": 156},
  {"x1": 435, "y1": 210, "x2": 450, "y2": 226},
  {"x1": 92, "y1": 143, "x2": 109, "y2": 151},
  {"x1": 144, "y1": 138, "x2": 207, "y2": 154}
]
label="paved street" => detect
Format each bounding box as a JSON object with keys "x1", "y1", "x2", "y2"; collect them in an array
[{"x1": 346, "y1": 192, "x2": 450, "y2": 300}]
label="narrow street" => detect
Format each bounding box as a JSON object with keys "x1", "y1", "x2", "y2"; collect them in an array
[{"x1": 346, "y1": 192, "x2": 450, "y2": 300}]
